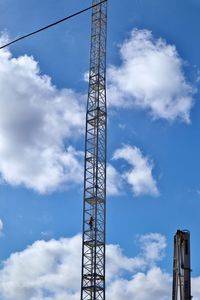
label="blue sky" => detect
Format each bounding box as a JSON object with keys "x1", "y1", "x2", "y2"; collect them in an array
[{"x1": 0, "y1": 0, "x2": 200, "y2": 299}]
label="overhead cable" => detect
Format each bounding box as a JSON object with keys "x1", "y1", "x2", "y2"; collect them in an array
[{"x1": 0, "y1": 0, "x2": 107, "y2": 50}]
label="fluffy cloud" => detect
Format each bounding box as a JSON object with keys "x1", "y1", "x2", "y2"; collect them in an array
[
  {"x1": 0, "y1": 235, "x2": 81, "y2": 300},
  {"x1": 0, "y1": 28, "x2": 195, "y2": 193},
  {"x1": 0, "y1": 232, "x2": 200, "y2": 300},
  {"x1": 107, "y1": 268, "x2": 171, "y2": 300},
  {"x1": 108, "y1": 29, "x2": 195, "y2": 123},
  {"x1": 106, "y1": 244, "x2": 145, "y2": 282},
  {"x1": 0, "y1": 233, "x2": 171, "y2": 300},
  {"x1": 0, "y1": 38, "x2": 85, "y2": 193},
  {"x1": 106, "y1": 164, "x2": 122, "y2": 196},
  {"x1": 113, "y1": 145, "x2": 159, "y2": 197},
  {"x1": 139, "y1": 233, "x2": 166, "y2": 263}
]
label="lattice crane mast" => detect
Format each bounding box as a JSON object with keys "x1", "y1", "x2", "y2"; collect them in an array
[
  {"x1": 80, "y1": 0, "x2": 107, "y2": 300},
  {"x1": 172, "y1": 230, "x2": 192, "y2": 300}
]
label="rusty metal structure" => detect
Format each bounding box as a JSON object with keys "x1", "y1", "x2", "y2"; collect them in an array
[{"x1": 172, "y1": 230, "x2": 192, "y2": 300}]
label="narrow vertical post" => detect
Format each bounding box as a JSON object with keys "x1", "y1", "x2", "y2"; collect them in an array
[{"x1": 172, "y1": 230, "x2": 192, "y2": 300}]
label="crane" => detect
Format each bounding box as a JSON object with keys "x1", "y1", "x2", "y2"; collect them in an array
[
  {"x1": 172, "y1": 230, "x2": 192, "y2": 300},
  {"x1": 80, "y1": 1, "x2": 107, "y2": 300}
]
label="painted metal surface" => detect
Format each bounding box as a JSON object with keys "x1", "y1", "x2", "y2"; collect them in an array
[{"x1": 172, "y1": 230, "x2": 192, "y2": 300}]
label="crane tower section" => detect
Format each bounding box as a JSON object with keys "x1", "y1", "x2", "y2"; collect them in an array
[
  {"x1": 81, "y1": 1, "x2": 107, "y2": 300},
  {"x1": 172, "y1": 230, "x2": 192, "y2": 300}
]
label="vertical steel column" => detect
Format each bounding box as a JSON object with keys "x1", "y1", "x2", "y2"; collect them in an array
[
  {"x1": 172, "y1": 230, "x2": 192, "y2": 300},
  {"x1": 81, "y1": 1, "x2": 107, "y2": 300}
]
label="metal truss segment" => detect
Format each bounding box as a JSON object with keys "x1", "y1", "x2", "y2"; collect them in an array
[{"x1": 81, "y1": 1, "x2": 107, "y2": 300}]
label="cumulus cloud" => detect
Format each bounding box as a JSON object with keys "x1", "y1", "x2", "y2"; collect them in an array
[
  {"x1": 107, "y1": 267, "x2": 171, "y2": 300},
  {"x1": 106, "y1": 244, "x2": 145, "y2": 282},
  {"x1": 106, "y1": 164, "x2": 122, "y2": 196},
  {"x1": 139, "y1": 233, "x2": 167, "y2": 263},
  {"x1": 0, "y1": 28, "x2": 195, "y2": 194},
  {"x1": 0, "y1": 37, "x2": 85, "y2": 193},
  {"x1": 0, "y1": 232, "x2": 170, "y2": 300},
  {"x1": 113, "y1": 145, "x2": 159, "y2": 197},
  {"x1": 108, "y1": 29, "x2": 195, "y2": 123},
  {"x1": 0, "y1": 232, "x2": 200, "y2": 300},
  {"x1": 0, "y1": 235, "x2": 81, "y2": 300}
]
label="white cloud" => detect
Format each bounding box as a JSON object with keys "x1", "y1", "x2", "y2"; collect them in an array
[
  {"x1": 107, "y1": 267, "x2": 171, "y2": 300},
  {"x1": 0, "y1": 235, "x2": 81, "y2": 300},
  {"x1": 0, "y1": 28, "x2": 194, "y2": 194},
  {"x1": 108, "y1": 29, "x2": 195, "y2": 123},
  {"x1": 107, "y1": 164, "x2": 122, "y2": 196},
  {"x1": 106, "y1": 243, "x2": 145, "y2": 282},
  {"x1": 0, "y1": 38, "x2": 85, "y2": 193},
  {"x1": 0, "y1": 232, "x2": 168, "y2": 300},
  {"x1": 0, "y1": 232, "x2": 199, "y2": 300},
  {"x1": 0, "y1": 28, "x2": 195, "y2": 194},
  {"x1": 113, "y1": 145, "x2": 159, "y2": 197},
  {"x1": 139, "y1": 233, "x2": 167, "y2": 263}
]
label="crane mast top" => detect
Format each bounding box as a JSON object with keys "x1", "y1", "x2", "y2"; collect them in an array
[
  {"x1": 81, "y1": 1, "x2": 107, "y2": 300},
  {"x1": 172, "y1": 230, "x2": 192, "y2": 300}
]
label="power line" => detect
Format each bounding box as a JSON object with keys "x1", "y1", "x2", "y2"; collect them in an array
[{"x1": 0, "y1": 0, "x2": 107, "y2": 50}]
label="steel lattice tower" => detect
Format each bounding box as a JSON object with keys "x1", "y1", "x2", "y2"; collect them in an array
[{"x1": 81, "y1": 1, "x2": 107, "y2": 300}]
